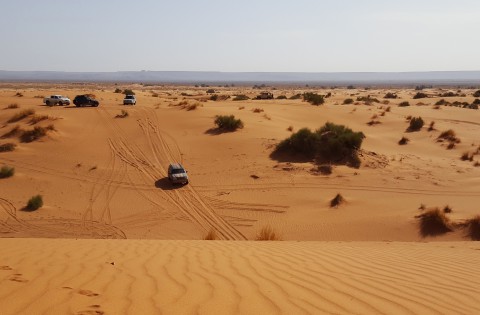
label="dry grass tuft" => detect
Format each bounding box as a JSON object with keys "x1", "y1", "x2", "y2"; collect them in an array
[
  {"x1": 330, "y1": 193, "x2": 345, "y2": 208},
  {"x1": 443, "y1": 205, "x2": 453, "y2": 213},
  {"x1": 438, "y1": 129, "x2": 460, "y2": 143},
  {"x1": 0, "y1": 143, "x2": 16, "y2": 152},
  {"x1": 20, "y1": 125, "x2": 55, "y2": 143},
  {"x1": 6, "y1": 103, "x2": 19, "y2": 109},
  {"x1": 416, "y1": 208, "x2": 452, "y2": 237},
  {"x1": 252, "y1": 108, "x2": 264, "y2": 113},
  {"x1": 256, "y1": 225, "x2": 281, "y2": 241},
  {"x1": 0, "y1": 165, "x2": 15, "y2": 178},
  {"x1": 203, "y1": 229, "x2": 218, "y2": 240},
  {"x1": 460, "y1": 152, "x2": 473, "y2": 161},
  {"x1": 466, "y1": 216, "x2": 480, "y2": 240},
  {"x1": 7, "y1": 109, "x2": 35, "y2": 123},
  {"x1": 398, "y1": 136, "x2": 409, "y2": 145},
  {"x1": 29, "y1": 114, "x2": 50, "y2": 125},
  {"x1": 287, "y1": 126, "x2": 294, "y2": 132},
  {"x1": 185, "y1": 102, "x2": 202, "y2": 111},
  {"x1": 115, "y1": 110, "x2": 129, "y2": 118},
  {"x1": 1, "y1": 125, "x2": 23, "y2": 139}
]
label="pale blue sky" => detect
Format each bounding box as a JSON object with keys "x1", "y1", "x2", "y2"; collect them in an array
[{"x1": 1, "y1": 0, "x2": 479, "y2": 72}]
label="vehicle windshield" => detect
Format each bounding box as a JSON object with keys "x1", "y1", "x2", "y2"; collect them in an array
[
  {"x1": 125, "y1": 95, "x2": 135, "y2": 99},
  {"x1": 171, "y1": 169, "x2": 185, "y2": 174}
]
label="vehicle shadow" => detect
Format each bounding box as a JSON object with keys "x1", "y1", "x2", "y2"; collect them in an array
[
  {"x1": 204, "y1": 128, "x2": 236, "y2": 135},
  {"x1": 155, "y1": 177, "x2": 182, "y2": 190}
]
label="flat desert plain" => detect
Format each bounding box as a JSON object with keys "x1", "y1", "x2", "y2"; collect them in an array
[{"x1": 1, "y1": 83, "x2": 479, "y2": 314}]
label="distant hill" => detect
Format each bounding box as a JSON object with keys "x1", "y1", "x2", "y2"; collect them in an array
[{"x1": 1, "y1": 70, "x2": 480, "y2": 85}]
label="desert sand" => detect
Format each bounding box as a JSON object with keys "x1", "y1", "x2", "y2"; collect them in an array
[{"x1": 1, "y1": 83, "x2": 479, "y2": 314}]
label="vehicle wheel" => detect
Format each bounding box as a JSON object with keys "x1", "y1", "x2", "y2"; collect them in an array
[
  {"x1": 94, "y1": 103, "x2": 99, "y2": 107},
  {"x1": 46, "y1": 101, "x2": 51, "y2": 106},
  {"x1": 58, "y1": 102, "x2": 63, "y2": 106},
  {"x1": 185, "y1": 180, "x2": 189, "y2": 185}
]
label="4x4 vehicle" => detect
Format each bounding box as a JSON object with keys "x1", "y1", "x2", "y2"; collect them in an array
[
  {"x1": 123, "y1": 95, "x2": 136, "y2": 105},
  {"x1": 168, "y1": 163, "x2": 189, "y2": 185},
  {"x1": 73, "y1": 95, "x2": 99, "y2": 107},
  {"x1": 44, "y1": 95, "x2": 71, "y2": 106}
]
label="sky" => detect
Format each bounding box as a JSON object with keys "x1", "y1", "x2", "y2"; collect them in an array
[{"x1": 1, "y1": 0, "x2": 479, "y2": 72}]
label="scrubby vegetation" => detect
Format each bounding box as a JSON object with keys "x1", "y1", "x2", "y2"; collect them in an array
[
  {"x1": 343, "y1": 98, "x2": 354, "y2": 105},
  {"x1": 273, "y1": 122, "x2": 365, "y2": 167},
  {"x1": 303, "y1": 92, "x2": 325, "y2": 105},
  {"x1": 0, "y1": 143, "x2": 16, "y2": 152},
  {"x1": 466, "y1": 216, "x2": 480, "y2": 240},
  {"x1": 416, "y1": 208, "x2": 452, "y2": 237},
  {"x1": 29, "y1": 115, "x2": 50, "y2": 125},
  {"x1": 114, "y1": 88, "x2": 122, "y2": 93},
  {"x1": 1, "y1": 125, "x2": 22, "y2": 139},
  {"x1": 26, "y1": 195, "x2": 43, "y2": 211},
  {"x1": 384, "y1": 92, "x2": 398, "y2": 99},
  {"x1": 330, "y1": 193, "x2": 345, "y2": 208},
  {"x1": 123, "y1": 89, "x2": 135, "y2": 95},
  {"x1": 473, "y1": 90, "x2": 480, "y2": 97},
  {"x1": 398, "y1": 137, "x2": 409, "y2": 145},
  {"x1": 357, "y1": 96, "x2": 379, "y2": 103},
  {"x1": 289, "y1": 94, "x2": 302, "y2": 100},
  {"x1": 437, "y1": 130, "x2": 460, "y2": 146},
  {"x1": 7, "y1": 109, "x2": 35, "y2": 123},
  {"x1": 252, "y1": 108, "x2": 264, "y2": 113},
  {"x1": 15, "y1": 92, "x2": 23, "y2": 97},
  {"x1": 6, "y1": 103, "x2": 19, "y2": 109},
  {"x1": 256, "y1": 226, "x2": 280, "y2": 241},
  {"x1": 116, "y1": 110, "x2": 129, "y2": 118},
  {"x1": 398, "y1": 101, "x2": 410, "y2": 107},
  {"x1": 20, "y1": 125, "x2": 54, "y2": 143},
  {"x1": 214, "y1": 115, "x2": 244, "y2": 131},
  {"x1": 413, "y1": 92, "x2": 428, "y2": 99},
  {"x1": 407, "y1": 117, "x2": 424, "y2": 132},
  {"x1": 0, "y1": 166, "x2": 15, "y2": 178},
  {"x1": 276, "y1": 95, "x2": 287, "y2": 99},
  {"x1": 232, "y1": 94, "x2": 249, "y2": 101},
  {"x1": 439, "y1": 91, "x2": 460, "y2": 97},
  {"x1": 206, "y1": 89, "x2": 215, "y2": 94}
]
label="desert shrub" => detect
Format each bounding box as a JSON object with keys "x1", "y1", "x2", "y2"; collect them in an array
[
  {"x1": 398, "y1": 137, "x2": 409, "y2": 145},
  {"x1": 206, "y1": 89, "x2": 215, "y2": 94},
  {"x1": 474, "y1": 99, "x2": 480, "y2": 105},
  {"x1": 385, "y1": 106, "x2": 391, "y2": 112},
  {"x1": 0, "y1": 166, "x2": 15, "y2": 178},
  {"x1": 473, "y1": 90, "x2": 480, "y2": 97},
  {"x1": 20, "y1": 126, "x2": 51, "y2": 142},
  {"x1": 276, "y1": 95, "x2": 287, "y2": 99},
  {"x1": 0, "y1": 143, "x2": 16, "y2": 152},
  {"x1": 232, "y1": 94, "x2": 249, "y2": 101},
  {"x1": 287, "y1": 125, "x2": 294, "y2": 132},
  {"x1": 303, "y1": 92, "x2": 325, "y2": 105},
  {"x1": 214, "y1": 115, "x2": 244, "y2": 131},
  {"x1": 185, "y1": 103, "x2": 201, "y2": 111},
  {"x1": 413, "y1": 92, "x2": 428, "y2": 99},
  {"x1": 443, "y1": 205, "x2": 452, "y2": 213},
  {"x1": 114, "y1": 88, "x2": 122, "y2": 93},
  {"x1": 203, "y1": 229, "x2": 218, "y2": 240},
  {"x1": 428, "y1": 121, "x2": 436, "y2": 131},
  {"x1": 367, "y1": 120, "x2": 381, "y2": 126},
  {"x1": 317, "y1": 164, "x2": 332, "y2": 175},
  {"x1": 435, "y1": 99, "x2": 449, "y2": 106},
  {"x1": 123, "y1": 89, "x2": 135, "y2": 95},
  {"x1": 439, "y1": 91, "x2": 458, "y2": 97},
  {"x1": 330, "y1": 193, "x2": 345, "y2": 208},
  {"x1": 1, "y1": 125, "x2": 22, "y2": 139},
  {"x1": 29, "y1": 115, "x2": 50, "y2": 125},
  {"x1": 437, "y1": 130, "x2": 460, "y2": 143},
  {"x1": 407, "y1": 117, "x2": 424, "y2": 132},
  {"x1": 6, "y1": 103, "x2": 19, "y2": 109},
  {"x1": 116, "y1": 110, "x2": 129, "y2": 118},
  {"x1": 252, "y1": 108, "x2": 264, "y2": 113},
  {"x1": 256, "y1": 226, "x2": 280, "y2": 241},
  {"x1": 15, "y1": 92, "x2": 23, "y2": 97},
  {"x1": 357, "y1": 96, "x2": 379, "y2": 103},
  {"x1": 274, "y1": 123, "x2": 365, "y2": 167},
  {"x1": 384, "y1": 92, "x2": 398, "y2": 99},
  {"x1": 466, "y1": 216, "x2": 480, "y2": 240},
  {"x1": 26, "y1": 195, "x2": 43, "y2": 211},
  {"x1": 469, "y1": 104, "x2": 478, "y2": 109},
  {"x1": 7, "y1": 109, "x2": 35, "y2": 123},
  {"x1": 210, "y1": 94, "x2": 218, "y2": 101},
  {"x1": 343, "y1": 98, "x2": 354, "y2": 105},
  {"x1": 460, "y1": 152, "x2": 473, "y2": 161},
  {"x1": 398, "y1": 101, "x2": 410, "y2": 107},
  {"x1": 416, "y1": 208, "x2": 452, "y2": 237},
  {"x1": 289, "y1": 93, "x2": 302, "y2": 100},
  {"x1": 347, "y1": 85, "x2": 355, "y2": 89}
]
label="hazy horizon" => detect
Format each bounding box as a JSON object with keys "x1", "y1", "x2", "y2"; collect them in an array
[{"x1": 1, "y1": 0, "x2": 479, "y2": 73}]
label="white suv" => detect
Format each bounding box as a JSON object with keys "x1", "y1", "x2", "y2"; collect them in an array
[{"x1": 123, "y1": 95, "x2": 136, "y2": 105}]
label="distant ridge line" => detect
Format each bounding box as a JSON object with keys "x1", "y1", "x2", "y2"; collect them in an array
[{"x1": 1, "y1": 70, "x2": 480, "y2": 85}]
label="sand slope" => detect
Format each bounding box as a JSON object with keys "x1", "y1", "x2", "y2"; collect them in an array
[{"x1": 0, "y1": 239, "x2": 479, "y2": 315}]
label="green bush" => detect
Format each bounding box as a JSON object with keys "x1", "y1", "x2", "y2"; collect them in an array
[
  {"x1": 0, "y1": 166, "x2": 15, "y2": 178},
  {"x1": 214, "y1": 115, "x2": 244, "y2": 131},
  {"x1": 26, "y1": 195, "x2": 43, "y2": 211},
  {"x1": 303, "y1": 93, "x2": 325, "y2": 105},
  {"x1": 407, "y1": 117, "x2": 424, "y2": 132},
  {"x1": 274, "y1": 122, "x2": 365, "y2": 167}
]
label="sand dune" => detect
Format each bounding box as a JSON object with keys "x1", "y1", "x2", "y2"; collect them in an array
[{"x1": 0, "y1": 239, "x2": 479, "y2": 315}]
